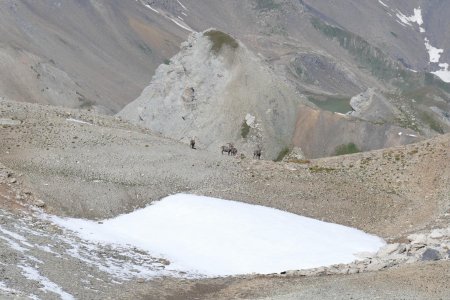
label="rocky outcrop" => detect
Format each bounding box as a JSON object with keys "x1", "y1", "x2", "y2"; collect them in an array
[
  {"x1": 281, "y1": 226, "x2": 450, "y2": 277},
  {"x1": 119, "y1": 29, "x2": 302, "y2": 159},
  {"x1": 348, "y1": 88, "x2": 401, "y2": 123},
  {"x1": 292, "y1": 105, "x2": 422, "y2": 158}
]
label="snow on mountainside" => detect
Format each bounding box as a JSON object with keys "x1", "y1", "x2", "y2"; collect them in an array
[{"x1": 389, "y1": 4, "x2": 450, "y2": 82}]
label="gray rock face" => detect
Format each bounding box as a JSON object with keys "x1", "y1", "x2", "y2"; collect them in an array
[
  {"x1": 421, "y1": 248, "x2": 442, "y2": 261},
  {"x1": 377, "y1": 243, "x2": 401, "y2": 257},
  {"x1": 119, "y1": 30, "x2": 302, "y2": 159},
  {"x1": 349, "y1": 88, "x2": 401, "y2": 123}
]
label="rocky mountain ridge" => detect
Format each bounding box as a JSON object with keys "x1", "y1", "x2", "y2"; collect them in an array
[{"x1": 119, "y1": 29, "x2": 302, "y2": 159}]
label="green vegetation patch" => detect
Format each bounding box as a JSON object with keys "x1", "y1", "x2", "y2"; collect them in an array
[
  {"x1": 255, "y1": 0, "x2": 280, "y2": 11},
  {"x1": 310, "y1": 16, "x2": 450, "y2": 97},
  {"x1": 420, "y1": 112, "x2": 444, "y2": 134},
  {"x1": 204, "y1": 30, "x2": 239, "y2": 54},
  {"x1": 309, "y1": 165, "x2": 336, "y2": 173},
  {"x1": 275, "y1": 146, "x2": 290, "y2": 162},
  {"x1": 307, "y1": 94, "x2": 352, "y2": 114},
  {"x1": 241, "y1": 121, "x2": 251, "y2": 138},
  {"x1": 138, "y1": 43, "x2": 152, "y2": 56},
  {"x1": 334, "y1": 143, "x2": 360, "y2": 156},
  {"x1": 310, "y1": 17, "x2": 408, "y2": 83},
  {"x1": 286, "y1": 159, "x2": 311, "y2": 164}
]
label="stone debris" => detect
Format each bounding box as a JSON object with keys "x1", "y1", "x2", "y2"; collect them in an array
[
  {"x1": 34, "y1": 200, "x2": 46, "y2": 208},
  {"x1": 280, "y1": 226, "x2": 450, "y2": 277},
  {"x1": 0, "y1": 118, "x2": 21, "y2": 126}
]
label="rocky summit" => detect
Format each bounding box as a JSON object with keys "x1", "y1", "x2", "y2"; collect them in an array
[
  {"x1": 119, "y1": 29, "x2": 301, "y2": 159},
  {"x1": 0, "y1": 1, "x2": 449, "y2": 299}
]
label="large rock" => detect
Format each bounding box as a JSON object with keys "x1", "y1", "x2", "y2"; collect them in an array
[
  {"x1": 377, "y1": 243, "x2": 401, "y2": 257},
  {"x1": 118, "y1": 29, "x2": 301, "y2": 159},
  {"x1": 348, "y1": 88, "x2": 401, "y2": 123},
  {"x1": 421, "y1": 248, "x2": 442, "y2": 261}
]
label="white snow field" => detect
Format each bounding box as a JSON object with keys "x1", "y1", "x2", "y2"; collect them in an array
[{"x1": 51, "y1": 194, "x2": 385, "y2": 277}]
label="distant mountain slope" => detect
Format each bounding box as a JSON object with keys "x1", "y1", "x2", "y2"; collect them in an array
[
  {"x1": 0, "y1": 0, "x2": 188, "y2": 112},
  {"x1": 1, "y1": 0, "x2": 449, "y2": 156}
]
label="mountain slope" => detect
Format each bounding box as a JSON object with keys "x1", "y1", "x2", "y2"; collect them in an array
[{"x1": 0, "y1": 0, "x2": 188, "y2": 112}]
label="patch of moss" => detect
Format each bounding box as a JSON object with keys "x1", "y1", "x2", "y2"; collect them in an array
[
  {"x1": 241, "y1": 121, "x2": 250, "y2": 138},
  {"x1": 310, "y1": 17, "x2": 409, "y2": 83},
  {"x1": 204, "y1": 30, "x2": 239, "y2": 54},
  {"x1": 334, "y1": 143, "x2": 360, "y2": 156},
  {"x1": 163, "y1": 59, "x2": 171, "y2": 65},
  {"x1": 420, "y1": 112, "x2": 444, "y2": 134},
  {"x1": 275, "y1": 146, "x2": 290, "y2": 162},
  {"x1": 255, "y1": 0, "x2": 280, "y2": 11},
  {"x1": 286, "y1": 159, "x2": 311, "y2": 164},
  {"x1": 309, "y1": 165, "x2": 336, "y2": 173},
  {"x1": 138, "y1": 43, "x2": 152, "y2": 56},
  {"x1": 307, "y1": 93, "x2": 352, "y2": 114}
]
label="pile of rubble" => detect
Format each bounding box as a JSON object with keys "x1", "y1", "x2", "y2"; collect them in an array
[{"x1": 281, "y1": 227, "x2": 450, "y2": 277}]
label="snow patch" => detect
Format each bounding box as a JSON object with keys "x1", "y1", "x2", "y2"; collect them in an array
[
  {"x1": 432, "y1": 63, "x2": 450, "y2": 83},
  {"x1": 144, "y1": 4, "x2": 159, "y2": 14},
  {"x1": 51, "y1": 194, "x2": 385, "y2": 276},
  {"x1": 0, "y1": 234, "x2": 28, "y2": 252},
  {"x1": 378, "y1": 0, "x2": 388, "y2": 8},
  {"x1": 177, "y1": 0, "x2": 187, "y2": 11},
  {"x1": 424, "y1": 38, "x2": 444, "y2": 63},
  {"x1": 19, "y1": 265, "x2": 74, "y2": 300},
  {"x1": 0, "y1": 281, "x2": 21, "y2": 295},
  {"x1": 169, "y1": 17, "x2": 193, "y2": 32},
  {"x1": 396, "y1": 7, "x2": 425, "y2": 32},
  {"x1": 396, "y1": 8, "x2": 423, "y2": 26},
  {"x1": 66, "y1": 118, "x2": 92, "y2": 126},
  {"x1": 245, "y1": 113, "x2": 256, "y2": 127}
]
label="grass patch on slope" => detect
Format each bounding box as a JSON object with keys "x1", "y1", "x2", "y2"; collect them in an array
[
  {"x1": 255, "y1": 0, "x2": 281, "y2": 11},
  {"x1": 204, "y1": 30, "x2": 239, "y2": 54},
  {"x1": 310, "y1": 17, "x2": 406, "y2": 83},
  {"x1": 307, "y1": 94, "x2": 352, "y2": 114},
  {"x1": 275, "y1": 146, "x2": 290, "y2": 162},
  {"x1": 334, "y1": 143, "x2": 360, "y2": 156},
  {"x1": 420, "y1": 112, "x2": 444, "y2": 134},
  {"x1": 241, "y1": 121, "x2": 251, "y2": 138}
]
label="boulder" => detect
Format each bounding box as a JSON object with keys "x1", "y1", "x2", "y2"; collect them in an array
[
  {"x1": 34, "y1": 200, "x2": 46, "y2": 208},
  {"x1": 377, "y1": 243, "x2": 400, "y2": 257},
  {"x1": 408, "y1": 233, "x2": 427, "y2": 244},
  {"x1": 365, "y1": 261, "x2": 388, "y2": 272},
  {"x1": 421, "y1": 248, "x2": 442, "y2": 261}
]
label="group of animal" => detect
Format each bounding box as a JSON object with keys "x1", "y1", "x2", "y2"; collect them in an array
[{"x1": 190, "y1": 139, "x2": 261, "y2": 159}]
